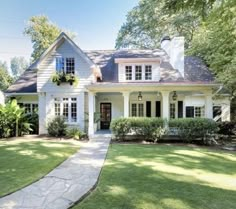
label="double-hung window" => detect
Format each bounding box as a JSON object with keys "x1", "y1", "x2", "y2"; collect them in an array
[
  {"x1": 18, "y1": 103, "x2": 38, "y2": 114},
  {"x1": 135, "y1": 65, "x2": 142, "y2": 80},
  {"x1": 54, "y1": 97, "x2": 77, "y2": 123},
  {"x1": 186, "y1": 106, "x2": 205, "y2": 118},
  {"x1": 145, "y1": 65, "x2": 152, "y2": 80},
  {"x1": 170, "y1": 103, "x2": 176, "y2": 119},
  {"x1": 56, "y1": 57, "x2": 75, "y2": 74},
  {"x1": 131, "y1": 103, "x2": 144, "y2": 117},
  {"x1": 125, "y1": 66, "x2": 132, "y2": 80}
]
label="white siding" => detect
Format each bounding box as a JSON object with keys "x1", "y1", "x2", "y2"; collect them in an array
[
  {"x1": 118, "y1": 63, "x2": 160, "y2": 82},
  {"x1": 37, "y1": 40, "x2": 94, "y2": 93},
  {"x1": 16, "y1": 95, "x2": 38, "y2": 103}
]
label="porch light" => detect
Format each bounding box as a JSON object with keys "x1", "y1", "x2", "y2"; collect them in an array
[
  {"x1": 172, "y1": 91, "x2": 177, "y2": 101},
  {"x1": 138, "y1": 92, "x2": 142, "y2": 101}
]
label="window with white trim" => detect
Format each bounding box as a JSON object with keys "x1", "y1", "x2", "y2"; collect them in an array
[
  {"x1": 125, "y1": 66, "x2": 132, "y2": 80},
  {"x1": 54, "y1": 97, "x2": 77, "y2": 123},
  {"x1": 131, "y1": 103, "x2": 144, "y2": 117},
  {"x1": 135, "y1": 65, "x2": 142, "y2": 80},
  {"x1": 170, "y1": 103, "x2": 176, "y2": 119},
  {"x1": 145, "y1": 65, "x2": 152, "y2": 80},
  {"x1": 186, "y1": 106, "x2": 205, "y2": 118},
  {"x1": 55, "y1": 57, "x2": 75, "y2": 74}
]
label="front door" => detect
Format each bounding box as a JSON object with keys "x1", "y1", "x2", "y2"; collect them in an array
[{"x1": 100, "y1": 103, "x2": 111, "y2": 129}]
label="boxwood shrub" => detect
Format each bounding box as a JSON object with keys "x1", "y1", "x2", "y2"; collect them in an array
[
  {"x1": 111, "y1": 117, "x2": 165, "y2": 142},
  {"x1": 169, "y1": 118, "x2": 217, "y2": 142}
]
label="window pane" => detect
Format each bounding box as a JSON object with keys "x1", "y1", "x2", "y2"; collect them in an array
[
  {"x1": 186, "y1": 106, "x2": 194, "y2": 118},
  {"x1": 63, "y1": 103, "x2": 69, "y2": 121},
  {"x1": 71, "y1": 103, "x2": 77, "y2": 122},
  {"x1": 138, "y1": 103, "x2": 144, "y2": 117},
  {"x1": 32, "y1": 104, "x2": 38, "y2": 113},
  {"x1": 56, "y1": 57, "x2": 64, "y2": 73},
  {"x1": 135, "y1": 66, "x2": 142, "y2": 80},
  {"x1": 23, "y1": 104, "x2": 31, "y2": 113},
  {"x1": 54, "y1": 103, "x2": 60, "y2": 116},
  {"x1": 66, "y1": 58, "x2": 75, "y2": 74},
  {"x1": 170, "y1": 103, "x2": 175, "y2": 119},
  {"x1": 195, "y1": 107, "x2": 201, "y2": 117},
  {"x1": 145, "y1": 65, "x2": 152, "y2": 80},
  {"x1": 131, "y1": 104, "x2": 137, "y2": 117},
  {"x1": 125, "y1": 66, "x2": 132, "y2": 80}
]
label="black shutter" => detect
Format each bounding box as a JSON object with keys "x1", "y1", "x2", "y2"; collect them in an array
[
  {"x1": 186, "y1": 106, "x2": 194, "y2": 118},
  {"x1": 146, "y1": 101, "x2": 151, "y2": 117},
  {"x1": 178, "y1": 101, "x2": 183, "y2": 118},
  {"x1": 156, "y1": 101, "x2": 161, "y2": 117}
]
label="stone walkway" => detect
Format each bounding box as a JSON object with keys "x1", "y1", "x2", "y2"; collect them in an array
[{"x1": 0, "y1": 136, "x2": 111, "y2": 209}]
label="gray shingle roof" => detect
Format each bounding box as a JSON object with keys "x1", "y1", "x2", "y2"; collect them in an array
[
  {"x1": 6, "y1": 49, "x2": 215, "y2": 94},
  {"x1": 5, "y1": 69, "x2": 37, "y2": 93}
]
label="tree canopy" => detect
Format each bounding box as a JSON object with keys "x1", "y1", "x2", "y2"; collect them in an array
[
  {"x1": 0, "y1": 61, "x2": 13, "y2": 91},
  {"x1": 10, "y1": 57, "x2": 29, "y2": 78},
  {"x1": 24, "y1": 15, "x2": 76, "y2": 61}
]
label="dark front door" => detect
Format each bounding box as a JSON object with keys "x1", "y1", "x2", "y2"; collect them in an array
[{"x1": 100, "y1": 103, "x2": 111, "y2": 129}]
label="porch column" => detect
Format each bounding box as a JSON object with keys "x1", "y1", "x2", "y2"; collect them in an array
[
  {"x1": 88, "y1": 92, "x2": 95, "y2": 136},
  {"x1": 161, "y1": 91, "x2": 170, "y2": 119},
  {"x1": 205, "y1": 92, "x2": 213, "y2": 119},
  {"x1": 123, "y1": 92, "x2": 130, "y2": 117}
]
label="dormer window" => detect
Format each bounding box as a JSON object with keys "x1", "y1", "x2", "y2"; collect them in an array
[
  {"x1": 56, "y1": 57, "x2": 75, "y2": 74},
  {"x1": 125, "y1": 66, "x2": 132, "y2": 80},
  {"x1": 135, "y1": 65, "x2": 142, "y2": 80},
  {"x1": 145, "y1": 65, "x2": 152, "y2": 80}
]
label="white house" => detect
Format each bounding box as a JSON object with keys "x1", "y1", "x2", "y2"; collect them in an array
[{"x1": 5, "y1": 33, "x2": 230, "y2": 136}]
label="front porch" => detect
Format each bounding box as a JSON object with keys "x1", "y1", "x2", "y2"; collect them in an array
[{"x1": 87, "y1": 88, "x2": 218, "y2": 136}]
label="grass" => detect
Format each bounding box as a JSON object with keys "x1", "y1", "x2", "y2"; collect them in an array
[
  {"x1": 0, "y1": 138, "x2": 79, "y2": 197},
  {"x1": 73, "y1": 144, "x2": 236, "y2": 209}
]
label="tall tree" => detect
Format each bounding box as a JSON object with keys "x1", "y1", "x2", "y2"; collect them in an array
[
  {"x1": 24, "y1": 15, "x2": 76, "y2": 61},
  {"x1": 188, "y1": 0, "x2": 236, "y2": 98},
  {"x1": 115, "y1": 0, "x2": 199, "y2": 49},
  {"x1": 0, "y1": 61, "x2": 13, "y2": 91},
  {"x1": 10, "y1": 56, "x2": 29, "y2": 78}
]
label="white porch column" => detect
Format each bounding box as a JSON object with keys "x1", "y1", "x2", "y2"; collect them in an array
[
  {"x1": 161, "y1": 91, "x2": 170, "y2": 119},
  {"x1": 38, "y1": 92, "x2": 47, "y2": 135},
  {"x1": 88, "y1": 92, "x2": 95, "y2": 136},
  {"x1": 123, "y1": 92, "x2": 130, "y2": 117},
  {"x1": 205, "y1": 92, "x2": 213, "y2": 119}
]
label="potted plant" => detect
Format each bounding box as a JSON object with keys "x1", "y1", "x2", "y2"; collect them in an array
[
  {"x1": 51, "y1": 73, "x2": 61, "y2": 85},
  {"x1": 94, "y1": 112, "x2": 101, "y2": 132},
  {"x1": 51, "y1": 72, "x2": 79, "y2": 86}
]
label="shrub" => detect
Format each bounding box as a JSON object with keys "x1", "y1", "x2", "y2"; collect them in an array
[
  {"x1": 66, "y1": 127, "x2": 86, "y2": 140},
  {"x1": 217, "y1": 121, "x2": 235, "y2": 136},
  {"x1": 0, "y1": 100, "x2": 32, "y2": 138},
  {"x1": 47, "y1": 116, "x2": 67, "y2": 137},
  {"x1": 110, "y1": 118, "x2": 131, "y2": 140},
  {"x1": 111, "y1": 117, "x2": 165, "y2": 142},
  {"x1": 169, "y1": 118, "x2": 218, "y2": 142}
]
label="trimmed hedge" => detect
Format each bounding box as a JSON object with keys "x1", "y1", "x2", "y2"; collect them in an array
[
  {"x1": 111, "y1": 117, "x2": 165, "y2": 142},
  {"x1": 169, "y1": 118, "x2": 217, "y2": 142}
]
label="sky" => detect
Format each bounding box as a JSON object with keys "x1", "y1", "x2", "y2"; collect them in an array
[{"x1": 0, "y1": 0, "x2": 138, "y2": 70}]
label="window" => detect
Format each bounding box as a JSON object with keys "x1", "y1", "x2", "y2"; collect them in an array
[
  {"x1": 66, "y1": 58, "x2": 75, "y2": 74},
  {"x1": 56, "y1": 57, "x2": 64, "y2": 73},
  {"x1": 145, "y1": 65, "x2": 152, "y2": 80},
  {"x1": 131, "y1": 103, "x2": 144, "y2": 117},
  {"x1": 54, "y1": 97, "x2": 77, "y2": 123},
  {"x1": 20, "y1": 103, "x2": 38, "y2": 114},
  {"x1": 186, "y1": 106, "x2": 205, "y2": 118},
  {"x1": 213, "y1": 106, "x2": 222, "y2": 122},
  {"x1": 125, "y1": 66, "x2": 132, "y2": 80},
  {"x1": 170, "y1": 103, "x2": 176, "y2": 119},
  {"x1": 135, "y1": 65, "x2": 142, "y2": 80},
  {"x1": 55, "y1": 57, "x2": 74, "y2": 74}
]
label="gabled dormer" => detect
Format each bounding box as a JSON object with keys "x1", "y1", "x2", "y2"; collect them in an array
[{"x1": 115, "y1": 51, "x2": 161, "y2": 82}]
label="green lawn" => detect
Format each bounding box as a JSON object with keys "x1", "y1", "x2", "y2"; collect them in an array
[
  {"x1": 0, "y1": 139, "x2": 79, "y2": 197},
  {"x1": 74, "y1": 144, "x2": 236, "y2": 209}
]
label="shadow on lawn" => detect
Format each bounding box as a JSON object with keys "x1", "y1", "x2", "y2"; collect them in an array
[{"x1": 77, "y1": 144, "x2": 236, "y2": 209}]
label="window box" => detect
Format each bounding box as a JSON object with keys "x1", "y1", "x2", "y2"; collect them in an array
[{"x1": 51, "y1": 72, "x2": 79, "y2": 86}]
